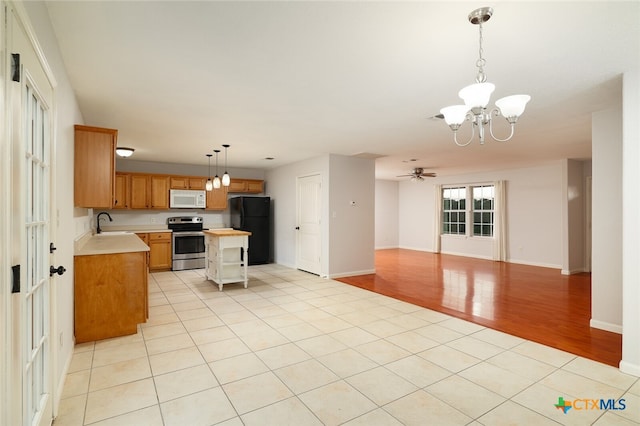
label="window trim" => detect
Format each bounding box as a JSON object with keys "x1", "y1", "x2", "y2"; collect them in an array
[{"x1": 441, "y1": 182, "x2": 495, "y2": 239}]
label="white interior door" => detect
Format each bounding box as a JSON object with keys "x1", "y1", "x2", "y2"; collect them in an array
[
  {"x1": 296, "y1": 174, "x2": 322, "y2": 275},
  {"x1": 9, "y1": 5, "x2": 55, "y2": 426}
]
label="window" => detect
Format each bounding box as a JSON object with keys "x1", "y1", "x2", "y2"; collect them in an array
[
  {"x1": 442, "y1": 184, "x2": 494, "y2": 237},
  {"x1": 442, "y1": 187, "x2": 466, "y2": 235},
  {"x1": 473, "y1": 185, "x2": 494, "y2": 237}
]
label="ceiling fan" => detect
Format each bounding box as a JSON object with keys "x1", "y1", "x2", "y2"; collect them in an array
[{"x1": 397, "y1": 167, "x2": 437, "y2": 181}]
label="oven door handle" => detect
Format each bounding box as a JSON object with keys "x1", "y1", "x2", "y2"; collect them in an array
[{"x1": 172, "y1": 231, "x2": 205, "y2": 237}]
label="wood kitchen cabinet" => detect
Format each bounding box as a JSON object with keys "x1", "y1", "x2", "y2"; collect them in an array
[
  {"x1": 74, "y1": 125, "x2": 117, "y2": 208},
  {"x1": 129, "y1": 173, "x2": 170, "y2": 209},
  {"x1": 74, "y1": 251, "x2": 148, "y2": 343},
  {"x1": 206, "y1": 186, "x2": 228, "y2": 210},
  {"x1": 148, "y1": 232, "x2": 172, "y2": 271},
  {"x1": 228, "y1": 178, "x2": 264, "y2": 194},
  {"x1": 135, "y1": 233, "x2": 149, "y2": 244},
  {"x1": 135, "y1": 232, "x2": 171, "y2": 271},
  {"x1": 170, "y1": 176, "x2": 207, "y2": 190},
  {"x1": 150, "y1": 176, "x2": 170, "y2": 208},
  {"x1": 113, "y1": 172, "x2": 130, "y2": 209}
]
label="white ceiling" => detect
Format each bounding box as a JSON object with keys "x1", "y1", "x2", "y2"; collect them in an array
[{"x1": 45, "y1": 1, "x2": 639, "y2": 180}]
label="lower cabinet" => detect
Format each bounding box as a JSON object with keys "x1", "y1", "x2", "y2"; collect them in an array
[
  {"x1": 137, "y1": 232, "x2": 172, "y2": 271},
  {"x1": 74, "y1": 251, "x2": 148, "y2": 343}
]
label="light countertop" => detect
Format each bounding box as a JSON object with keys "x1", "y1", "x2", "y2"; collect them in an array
[
  {"x1": 75, "y1": 233, "x2": 150, "y2": 256},
  {"x1": 204, "y1": 229, "x2": 252, "y2": 237},
  {"x1": 101, "y1": 225, "x2": 172, "y2": 233}
]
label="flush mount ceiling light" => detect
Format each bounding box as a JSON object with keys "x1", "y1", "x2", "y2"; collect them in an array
[
  {"x1": 205, "y1": 153, "x2": 213, "y2": 191},
  {"x1": 115, "y1": 147, "x2": 134, "y2": 158},
  {"x1": 213, "y1": 149, "x2": 221, "y2": 189},
  {"x1": 440, "y1": 7, "x2": 531, "y2": 146},
  {"x1": 222, "y1": 144, "x2": 231, "y2": 187}
]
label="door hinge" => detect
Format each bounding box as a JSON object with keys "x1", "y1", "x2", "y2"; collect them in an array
[
  {"x1": 11, "y1": 265, "x2": 20, "y2": 293},
  {"x1": 11, "y1": 53, "x2": 20, "y2": 82}
]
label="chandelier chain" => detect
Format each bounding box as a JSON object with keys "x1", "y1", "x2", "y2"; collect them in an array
[{"x1": 475, "y1": 22, "x2": 487, "y2": 83}]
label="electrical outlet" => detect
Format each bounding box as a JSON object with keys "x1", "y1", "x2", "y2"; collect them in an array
[{"x1": 150, "y1": 217, "x2": 157, "y2": 224}]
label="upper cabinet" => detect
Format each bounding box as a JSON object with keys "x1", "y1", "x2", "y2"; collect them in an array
[
  {"x1": 228, "y1": 178, "x2": 264, "y2": 194},
  {"x1": 170, "y1": 176, "x2": 206, "y2": 190},
  {"x1": 206, "y1": 187, "x2": 228, "y2": 210},
  {"x1": 113, "y1": 172, "x2": 130, "y2": 209},
  {"x1": 129, "y1": 174, "x2": 170, "y2": 209},
  {"x1": 74, "y1": 125, "x2": 117, "y2": 208}
]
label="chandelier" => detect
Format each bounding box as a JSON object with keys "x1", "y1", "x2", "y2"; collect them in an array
[{"x1": 440, "y1": 7, "x2": 530, "y2": 146}]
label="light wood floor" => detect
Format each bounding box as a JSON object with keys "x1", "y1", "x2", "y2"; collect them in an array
[{"x1": 336, "y1": 249, "x2": 621, "y2": 367}]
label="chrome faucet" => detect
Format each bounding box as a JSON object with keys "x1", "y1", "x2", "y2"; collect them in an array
[{"x1": 96, "y1": 211, "x2": 113, "y2": 234}]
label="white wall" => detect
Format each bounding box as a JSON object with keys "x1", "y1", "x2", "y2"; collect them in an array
[
  {"x1": 396, "y1": 162, "x2": 565, "y2": 268},
  {"x1": 375, "y1": 180, "x2": 399, "y2": 249},
  {"x1": 621, "y1": 71, "x2": 640, "y2": 376},
  {"x1": 265, "y1": 154, "x2": 375, "y2": 278},
  {"x1": 561, "y1": 159, "x2": 588, "y2": 274},
  {"x1": 265, "y1": 155, "x2": 329, "y2": 272},
  {"x1": 328, "y1": 155, "x2": 375, "y2": 277},
  {"x1": 22, "y1": 0, "x2": 86, "y2": 414},
  {"x1": 591, "y1": 105, "x2": 623, "y2": 333}
]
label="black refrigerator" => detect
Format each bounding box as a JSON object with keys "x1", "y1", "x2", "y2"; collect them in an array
[{"x1": 229, "y1": 196, "x2": 271, "y2": 265}]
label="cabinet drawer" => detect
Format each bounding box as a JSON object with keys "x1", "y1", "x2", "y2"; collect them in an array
[{"x1": 149, "y1": 232, "x2": 171, "y2": 241}]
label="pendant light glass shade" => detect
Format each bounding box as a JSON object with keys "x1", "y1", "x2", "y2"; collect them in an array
[
  {"x1": 440, "y1": 105, "x2": 470, "y2": 126},
  {"x1": 205, "y1": 154, "x2": 213, "y2": 191},
  {"x1": 213, "y1": 149, "x2": 221, "y2": 189},
  {"x1": 222, "y1": 144, "x2": 231, "y2": 187},
  {"x1": 495, "y1": 94, "x2": 531, "y2": 119},
  {"x1": 459, "y1": 82, "x2": 495, "y2": 108}
]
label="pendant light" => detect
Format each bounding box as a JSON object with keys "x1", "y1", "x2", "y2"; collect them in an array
[
  {"x1": 205, "y1": 153, "x2": 213, "y2": 191},
  {"x1": 222, "y1": 144, "x2": 231, "y2": 187},
  {"x1": 213, "y1": 149, "x2": 221, "y2": 189}
]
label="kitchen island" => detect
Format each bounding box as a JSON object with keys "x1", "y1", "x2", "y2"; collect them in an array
[
  {"x1": 74, "y1": 233, "x2": 149, "y2": 343},
  {"x1": 204, "y1": 229, "x2": 251, "y2": 291}
]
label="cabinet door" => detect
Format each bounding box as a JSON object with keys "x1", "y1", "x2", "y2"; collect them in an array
[
  {"x1": 246, "y1": 180, "x2": 264, "y2": 193},
  {"x1": 74, "y1": 125, "x2": 117, "y2": 208},
  {"x1": 150, "y1": 176, "x2": 170, "y2": 209},
  {"x1": 170, "y1": 177, "x2": 189, "y2": 189},
  {"x1": 227, "y1": 179, "x2": 247, "y2": 193},
  {"x1": 206, "y1": 187, "x2": 228, "y2": 210},
  {"x1": 114, "y1": 173, "x2": 130, "y2": 209},
  {"x1": 130, "y1": 175, "x2": 150, "y2": 209},
  {"x1": 149, "y1": 233, "x2": 172, "y2": 270},
  {"x1": 135, "y1": 233, "x2": 149, "y2": 244},
  {"x1": 188, "y1": 177, "x2": 206, "y2": 190}
]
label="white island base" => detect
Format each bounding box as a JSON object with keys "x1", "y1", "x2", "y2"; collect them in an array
[{"x1": 204, "y1": 229, "x2": 252, "y2": 291}]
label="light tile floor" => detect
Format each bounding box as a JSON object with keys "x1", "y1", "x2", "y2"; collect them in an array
[{"x1": 54, "y1": 265, "x2": 639, "y2": 426}]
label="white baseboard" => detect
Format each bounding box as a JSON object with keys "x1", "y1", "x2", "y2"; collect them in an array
[
  {"x1": 590, "y1": 319, "x2": 623, "y2": 334},
  {"x1": 375, "y1": 245, "x2": 399, "y2": 250},
  {"x1": 619, "y1": 360, "x2": 640, "y2": 377},
  {"x1": 397, "y1": 245, "x2": 431, "y2": 252},
  {"x1": 329, "y1": 269, "x2": 375, "y2": 279},
  {"x1": 53, "y1": 338, "x2": 75, "y2": 417},
  {"x1": 561, "y1": 267, "x2": 587, "y2": 275},
  {"x1": 507, "y1": 258, "x2": 562, "y2": 270}
]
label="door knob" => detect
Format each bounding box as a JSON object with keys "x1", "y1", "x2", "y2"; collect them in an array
[
  {"x1": 50, "y1": 265, "x2": 66, "y2": 277},
  {"x1": 295, "y1": 226, "x2": 300, "y2": 230}
]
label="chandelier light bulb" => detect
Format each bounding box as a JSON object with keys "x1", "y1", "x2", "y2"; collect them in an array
[{"x1": 459, "y1": 82, "x2": 495, "y2": 109}]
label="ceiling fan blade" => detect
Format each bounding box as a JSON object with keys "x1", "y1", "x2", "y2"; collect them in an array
[
  {"x1": 396, "y1": 174, "x2": 413, "y2": 177},
  {"x1": 420, "y1": 173, "x2": 437, "y2": 177}
]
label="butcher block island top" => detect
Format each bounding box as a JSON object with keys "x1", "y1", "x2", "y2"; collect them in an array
[
  {"x1": 204, "y1": 229, "x2": 251, "y2": 291},
  {"x1": 203, "y1": 229, "x2": 252, "y2": 237}
]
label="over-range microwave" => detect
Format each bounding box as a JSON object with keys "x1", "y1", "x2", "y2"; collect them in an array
[{"x1": 169, "y1": 189, "x2": 206, "y2": 209}]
